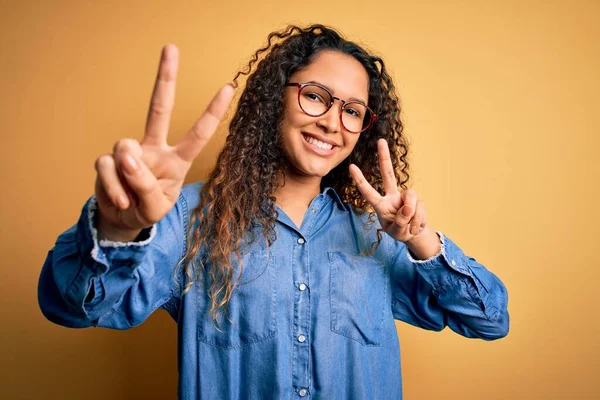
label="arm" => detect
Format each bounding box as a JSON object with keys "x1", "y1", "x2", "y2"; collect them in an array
[
  {"x1": 37, "y1": 186, "x2": 192, "y2": 330},
  {"x1": 387, "y1": 230, "x2": 510, "y2": 340}
]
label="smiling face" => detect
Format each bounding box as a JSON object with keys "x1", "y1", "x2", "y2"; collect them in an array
[{"x1": 279, "y1": 50, "x2": 370, "y2": 182}]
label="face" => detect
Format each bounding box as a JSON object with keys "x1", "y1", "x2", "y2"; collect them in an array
[{"x1": 280, "y1": 50, "x2": 370, "y2": 181}]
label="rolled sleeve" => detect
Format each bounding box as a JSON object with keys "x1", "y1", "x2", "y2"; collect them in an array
[
  {"x1": 38, "y1": 189, "x2": 189, "y2": 329},
  {"x1": 389, "y1": 231, "x2": 510, "y2": 340}
]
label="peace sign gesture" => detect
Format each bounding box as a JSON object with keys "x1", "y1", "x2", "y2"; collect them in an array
[
  {"x1": 349, "y1": 139, "x2": 428, "y2": 243},
  {"x1": 94, "y1": 44, "x2": 234, "y2": 240}
]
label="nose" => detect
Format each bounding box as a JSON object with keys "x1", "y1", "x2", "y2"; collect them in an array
[{"x1": 316, "y1": 99, "x2": 342, "y2": 133}]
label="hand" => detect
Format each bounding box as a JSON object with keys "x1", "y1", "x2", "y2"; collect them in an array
[
  {"x1": 349, "y1": 139, "x2": 428, "y2": 243},
  {"x1": 94, "y1": 44, "x2": 234, "y2": 233}
]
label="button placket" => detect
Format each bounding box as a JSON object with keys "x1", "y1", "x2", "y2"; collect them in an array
[{"x1": 292, "y1": 234, "x2": 310, "y2": 394}]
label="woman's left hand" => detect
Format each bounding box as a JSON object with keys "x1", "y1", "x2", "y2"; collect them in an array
[{"x1": 349, "y1": 138, "x2": 427, "y2": 243}]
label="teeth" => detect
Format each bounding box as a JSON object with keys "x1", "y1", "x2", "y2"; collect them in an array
[{"x1": 304, "y1": 135, "x2": 333, "y2": 150}]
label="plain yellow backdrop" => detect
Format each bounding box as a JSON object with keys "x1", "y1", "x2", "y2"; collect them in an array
[{"x1": 1, "y1": 0, "x2": 599, "y2": 399}]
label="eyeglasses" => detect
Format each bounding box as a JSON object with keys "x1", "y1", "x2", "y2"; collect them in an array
[{"x1": 285, "y1": 82, "x2": 377, "y2": 133}]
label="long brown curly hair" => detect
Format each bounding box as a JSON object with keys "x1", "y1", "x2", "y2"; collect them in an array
[{"x1": 176, "y1": 24, "x2": 410, "y2": 326}]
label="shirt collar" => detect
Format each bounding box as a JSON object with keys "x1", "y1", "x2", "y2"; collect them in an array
[{"x1": 322, "y1": 186, "x2": 346, "y2": 210}]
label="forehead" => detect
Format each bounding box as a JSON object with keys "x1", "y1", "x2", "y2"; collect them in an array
[{"x1": 289, "y1": 50, "x2": 370, "y2": 103}]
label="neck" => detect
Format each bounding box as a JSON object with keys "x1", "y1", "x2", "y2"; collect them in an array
[{"x1": 274, "y1": 169, "x2": 322, "y2": 210}]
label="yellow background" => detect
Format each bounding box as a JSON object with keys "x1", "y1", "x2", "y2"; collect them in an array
[{"x1": 1, "y1": 0, "x2": 599, "y2": 399}]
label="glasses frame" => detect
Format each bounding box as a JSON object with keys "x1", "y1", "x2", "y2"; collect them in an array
[{"x1": 285, "y1": 82, "x2": 378, "y2": 133}]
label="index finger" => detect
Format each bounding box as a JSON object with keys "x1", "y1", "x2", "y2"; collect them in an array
[
  {"x1": 142, "y1": 44, "x2": 179, "y2": 146},
  {"x1": 174, "y1": 83, "x2": 235, "y2": 162},
  {"x1": 349, "y1": 163, "x2": 383, "y2": 208}
]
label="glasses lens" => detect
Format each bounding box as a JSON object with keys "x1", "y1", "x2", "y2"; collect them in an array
[
  {"x1": 299, "y1": 85, "x2": 332, "y2": 116},
  {"x1": 341, "y1": 102, "x2": 372, "y2": 133}
]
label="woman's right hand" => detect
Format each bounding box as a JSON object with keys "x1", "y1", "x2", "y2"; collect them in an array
[{"x1": 93, "y1": 44, "x2": 234, "y2": 240}]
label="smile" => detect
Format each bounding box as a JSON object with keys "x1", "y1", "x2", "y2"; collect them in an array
[
  {"x1": 305, "y1": 135, "x2": 333, "y2": 150},
  {"x1": 301, "y1": 133, "x2": 338, "y2": 155}
]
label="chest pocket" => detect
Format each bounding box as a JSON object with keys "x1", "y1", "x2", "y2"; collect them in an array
[
  {"x1": 197, "y1": 248, "x2": 277, "y2": 350},
  {"x1": 328, "y1": 251, "x2": 387, "y2": 346}
]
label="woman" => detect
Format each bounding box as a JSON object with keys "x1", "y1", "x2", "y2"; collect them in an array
[{"x1": 38, "y1": 24, "x2": 509, "y2": 399}]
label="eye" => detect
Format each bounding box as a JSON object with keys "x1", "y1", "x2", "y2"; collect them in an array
[
  {"x1": 302, "y1": 91, "x2": 328, "y2": 104},
  {"x1": 343, "y1": 106, "x2": 362, "y2": 119}
]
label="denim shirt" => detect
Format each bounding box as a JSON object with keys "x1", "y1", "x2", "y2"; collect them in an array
[{"x1": 38, "y1": 182, "x2": 509, "y2": 399}]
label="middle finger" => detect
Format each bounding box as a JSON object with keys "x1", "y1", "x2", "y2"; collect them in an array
[
  {"x1": 174, "y1": 83, "x2": 235, "y2": 162},
  {"x1": 377, "y1": 139, "x2": 399, "y2": 196}
]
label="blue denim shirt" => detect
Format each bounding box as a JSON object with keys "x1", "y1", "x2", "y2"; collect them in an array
[{"x1": 38, "y1": 182, "x2": 509, "y2": 399}]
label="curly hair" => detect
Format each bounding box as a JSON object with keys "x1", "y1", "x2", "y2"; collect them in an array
[{"x1": 176, "y1": 24, "x2": 410, "y2": 326}]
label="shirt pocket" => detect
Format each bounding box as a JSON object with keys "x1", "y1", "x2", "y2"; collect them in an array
[
  {"x1": 196, "y1": 249, "x2": 277, "y2": 350},
  {"x1": 328, "y1": 251, "x2": 387, "y2": 346}
]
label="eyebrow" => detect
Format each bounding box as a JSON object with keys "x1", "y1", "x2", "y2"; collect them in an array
[{"x1": 308, "y1": 80, "x2": 368, "y2": 105}]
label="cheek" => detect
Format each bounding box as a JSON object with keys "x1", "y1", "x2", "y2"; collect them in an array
[
  {"x1": 283, "y1": 98, "x2": 316, "y2": 129},
  {"x1": 288, "y1": 113, "x2": 312, "y2": 130},
  {"x1": 279, "y1": 108, "x2": 298, "y2": 139},
  {"x1": 283, "y1": 97, "x2": 299, "y2": 122},
  {"x1": 343, "y1": 134, "x2": 361, "y2": 152}
]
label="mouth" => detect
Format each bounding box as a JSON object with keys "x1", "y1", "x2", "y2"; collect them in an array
[{"x1": 301, "y1": 132, "x2": 339, "y2": 155}]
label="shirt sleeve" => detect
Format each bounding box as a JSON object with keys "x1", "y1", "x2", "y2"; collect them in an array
[
  {"x1": 37, "y1": 189, "x2": 191, "y2": 330},
  {"x1": 387, "y1": 230, "x2": 510, "y2": 340}
]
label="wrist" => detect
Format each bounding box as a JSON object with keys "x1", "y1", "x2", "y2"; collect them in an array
[
  {"x1": 405, "y1": 226, "x2": 441, "y2": 260},
  {"x1": 96, "y1": 212, "x2": 143, "y2": 243}
]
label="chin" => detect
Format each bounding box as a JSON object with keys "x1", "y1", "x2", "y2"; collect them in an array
[
  {"x1": 299, "y1": 158, "x2": 346, "y2": 178},
  {"x1": 295, "y1": 165, "x2": 332, "y2": 178}
]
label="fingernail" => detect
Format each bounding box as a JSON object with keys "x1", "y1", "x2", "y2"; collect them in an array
[
  {"x1": 410, "y1": 225, "x2": 418, "y2": 235},
  {"x1": 123, "y1": 154, "x2": 139, "y2": 174},
  {"x1": 401, "y1": 206, "x2": 412, "y2": 217}
]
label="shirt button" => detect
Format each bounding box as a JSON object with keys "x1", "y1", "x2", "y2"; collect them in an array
[
  {"x1": 299, "y1": 283, "x2": 307, "y2": 291},
  {"x1": 451, "y1": 259, "x2": 456, "y2": 266},
  {"x1": 298, "y1": 334, "x2": 306, "y2": 343},
  {"x1": 299, "y1": 388, "x2": 308, "y2": 397},
  {"x1": 311, "y1": 208, "x2": 316, "y2": 213},
  {"x1": 297, "y1": 238, "x2": 305, "y2": 244}
]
